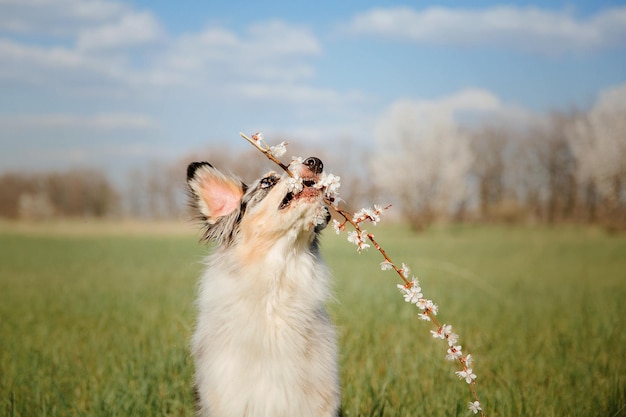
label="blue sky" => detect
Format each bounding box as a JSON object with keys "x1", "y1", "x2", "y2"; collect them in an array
[{"x1": 1, "y1": 0, "x2": 625, "y2": 177}]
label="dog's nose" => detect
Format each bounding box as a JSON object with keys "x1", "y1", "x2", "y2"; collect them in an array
[{"x1": 303, "y1": 157, "x2": 324, "y2": 175}]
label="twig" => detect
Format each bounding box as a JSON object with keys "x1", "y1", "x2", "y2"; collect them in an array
[{"x1": 240, "y1": 131, "x2": 486, "y2": 417}]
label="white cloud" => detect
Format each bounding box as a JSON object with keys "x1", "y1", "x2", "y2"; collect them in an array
[
  {"x1": 0, "y1": 1, "x2": 165, "y2": 92},
  {"x1": 0, "y1": 0, "x2": 333, "y2": 101},
  {"x1": 377, "y1": 89, "x2": 500, "y2": 132},
  {"x1": 0, "y1": 0, "x2": 129, "y2": 37},
  {"x1": 157, "y1": 20, "x2": 322, "y2": 89},
  {"x1": 0, "y1": 0, "x2": 367, "y2": 171},
  {"x1": 234, "y1": 83, "x2": 364, "y2": 105},
  {"x1": 0, "y1": 112, "x2": 159, "y2": 130},
  {"x1": 0, "y1": 38, "x2": 94, "y2": 71},
  {"x1": 345, "y1": 6, "x2": 626, "y2": 54},
  {"x1": 76, "y1": 11, "x2": 164, "y2": 50},
  {"x1": 0, "y1": 38, "x2": 146, "y2": 98},
  {"x1": 375, "y1": 89, "x2": 539, "y2": 144},
  {"x1": 0, "y1": 0, "x2": 165, "y2": 53}
]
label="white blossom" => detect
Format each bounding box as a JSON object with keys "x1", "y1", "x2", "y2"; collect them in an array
[
  {"x1": 353, "y1": 206, "x2": 381, "y2": 225},
  {"x1": 456, "y1": 368, "x2": 477, "y2": 384},
  {"x1": 414, "y1": 298, "x2": 437, "y2": 315},
  {"x1": 332, "y1": 219, "x2": 343, "y2": 235},
  {"x1": 447, "y1": 332, "x2": 460, "y2": 345},
  {"x1": 316, "y1": 172, "x2": 341, "y2": 200},
  {"x1": 400, "y1": 263, "x2": 410, "y2": 279},
  {"x1": 431, "y1": 329, "x2": 445, "y2": 339},
  {"x1": 446, "y1": 345, "x2": 463, "y2": 361},
  {"x1": 427, "y1": 300, "x2": 438, "y2": 315},
  {"x1": 346, "y1": 231, "x2": 359, "y2": 245},
  {"x1": 468, "y1": 401, "x2": 482, "y2": 414},
  {"x1": 313, "y1": 207, "x2": 329, "y2": 226},
  {"x1": 347, "y1": 230, "x2": 369, "y2": 253},
  {"x1": 269, "y1": 141, "x2": 287, "y2": 157},
  {"x1": 418, "y1": 311, "x2": 431, "y2": 321},
  {"x1": 380, "y1": 260, "x2": 394, "y2": 271},
  {"x1": 369, "y1": 210, "x2": 381, "y2": 225},
  {"x1": 431, "y1": 324, "x2": 452, "y2": 340},
  {"x1": 286, "y1": 175, "x2": 304, "y2": 194},
  {"x1": 397, "y1": 280, "x2": 422, "y2": 304}
]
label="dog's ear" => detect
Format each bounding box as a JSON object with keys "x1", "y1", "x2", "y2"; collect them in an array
[{"x1": 187, "y1": 162, "x2": 245, "y2": 224}]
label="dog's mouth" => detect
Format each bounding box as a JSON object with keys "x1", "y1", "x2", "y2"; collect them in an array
[
  {"x1": 279, "y1": 178, "x2": 319, "y2": 209},
  {"x1": 279, "y1": 157, "x2": 324, "y2": 210}
]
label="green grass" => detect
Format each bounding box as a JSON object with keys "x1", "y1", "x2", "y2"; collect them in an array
[{"x1": 1, "y1": 223, "x2": 625, "y2": 416}]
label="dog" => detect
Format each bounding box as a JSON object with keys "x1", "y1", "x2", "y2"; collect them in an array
[{"x1": 186, "y1": 156, "x2": 340, "y2": 417}]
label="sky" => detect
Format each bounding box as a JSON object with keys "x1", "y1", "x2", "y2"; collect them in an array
[{"x1": 1, "y1": 0, "x2": 625, "y2": 179}]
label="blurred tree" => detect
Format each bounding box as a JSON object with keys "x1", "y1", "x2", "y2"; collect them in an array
[
  {"x1": 0, "y1": 169, "x2": 119, "y2": 219},
  {"x1": 469, "y1": 126, "x2": 507, "y2": 221},
  {"x1": 0, "y1": 173, "x2": 37, "y2": 218},
  {"x1": 570, "y1": 84, "x2": 626, "y2": 230},
  {"x1": 370, "y1": 100, "x2": 472, "y2": 230},
  {"x1": 523, "y1": 112, "x2": 578, "y2": 223}
]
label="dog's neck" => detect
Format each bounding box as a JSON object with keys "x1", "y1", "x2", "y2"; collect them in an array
[
  {"x1": 208, "y1": 231, "x2": 328, "y2": 309},
  {"x1": 231, "y1": 224, "x2": 318, "y2": 265}
]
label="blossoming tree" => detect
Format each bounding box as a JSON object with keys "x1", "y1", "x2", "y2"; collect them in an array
[{"x1": 370, "y1": 99, "x2": 473, "y2": 229}]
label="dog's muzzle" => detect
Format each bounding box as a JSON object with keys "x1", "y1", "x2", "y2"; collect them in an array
[{"x1": 278, "y1": 156, "x2": 326, "y2": 210}]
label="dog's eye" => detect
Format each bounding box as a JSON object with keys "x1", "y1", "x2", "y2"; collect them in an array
[{"x1": 260, "y1": 176, "x2": 278, "y2": 189}]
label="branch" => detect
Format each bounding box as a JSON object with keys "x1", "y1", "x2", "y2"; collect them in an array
[{"x1": 240, "y1": 131, "x2": 486, "y2": 416}]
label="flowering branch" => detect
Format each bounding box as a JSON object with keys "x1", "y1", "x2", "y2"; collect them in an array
[{"x1": 240, "y1": 132, "x2": 485, "y2": 416}]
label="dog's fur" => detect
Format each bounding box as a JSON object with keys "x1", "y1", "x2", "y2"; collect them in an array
[{"x1": 187, "y1": 157, "x2": 340, "y2": 417}]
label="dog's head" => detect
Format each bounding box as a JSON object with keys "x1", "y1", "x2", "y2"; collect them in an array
[{"x1": 187, "y1": 157, "x2": 331, "y2": 251}]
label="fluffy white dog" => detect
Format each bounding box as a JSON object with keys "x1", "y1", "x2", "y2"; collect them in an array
[{"x1": 187, "y1": 157, "x2": 340, "y2": 417}]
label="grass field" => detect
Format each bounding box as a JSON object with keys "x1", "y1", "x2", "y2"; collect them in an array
[{"x1": 1, "y1": 222, "x2": 624, "y2": 417}]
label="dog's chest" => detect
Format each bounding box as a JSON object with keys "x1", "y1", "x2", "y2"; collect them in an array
[
  {"x1": 194, "y1": 255, "x2": 330, "y2": 407},
  {"x1": 197, "y1": 250, "x2": 326, "y2": 348}
]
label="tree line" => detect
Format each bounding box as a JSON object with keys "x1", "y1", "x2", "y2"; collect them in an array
[
  {"x1": 0, "y1": 170, "x2": 119, "y2": 220},
  {"x1": 0, "y1": 92, "x2": 624, "y2": 231},
  {"x1": 370, "y1": 87, "x2": 625, "y2": 232}
]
